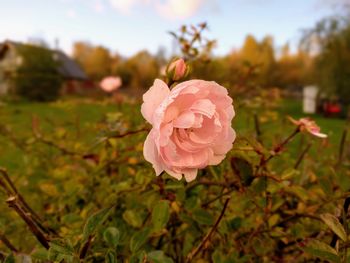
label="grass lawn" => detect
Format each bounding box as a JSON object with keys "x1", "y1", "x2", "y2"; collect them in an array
[
  {"x1": 0, "y1": 97, "x2": 347, "y2": 173},
  {"x1": 0, "y1": 99, "x2": 142, "y2": 172}
]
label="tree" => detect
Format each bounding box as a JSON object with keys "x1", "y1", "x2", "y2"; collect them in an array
[
  {"x1": 302, "y1": 15, "x2": 350, "y2": 102},
  {"x1": 72, "y1": 42, "x2": 112, "y2": 80},
  {"x1": 275, "y1": 44, "x2": 313, "y2": 89},
  {"x1": 240, "y1": 35, "x2": 276, "y2": 87},
  {"x1": 118, "y1": 50, "x2": 160, "y2": 90},
  {"x1": 13, "y1": 45, "x2": 62, "y2": 101}
]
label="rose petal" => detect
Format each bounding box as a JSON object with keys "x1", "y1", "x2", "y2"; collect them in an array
[
  {"x1": 190, "y1": 99, "x2": 216, "y2": 118},
  {"x1": 212, "y1": 127, "x2": 236, "y2": 154},
  {"x1": 208, "y1": 154, "x2": 226, "y2": 165},
  {"x1": 311, "y1": 132, "x2": 328, "y2": 138},
  {"x1": 141, "y1": 79, "x2": 170, "y2": 124},
  {"x1": 183, "y1": 169, "x2": 198, "y2": 182},
  {"x1": 159, "y1": 122, "x2": 174, "y2": 147},
  {"x1": 165, "y1": 169, "x2": 182, "y2": 180},
  {"x1": 143, "y1": 130, "x2": 164, "y2": 175},
  {"x1": 173, "y1": 111, "x2": 195, "y2": 128}
]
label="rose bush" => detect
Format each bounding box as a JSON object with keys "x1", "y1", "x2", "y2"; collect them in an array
[{"x1": 141, "y1": 79, "x2": 235, "y2": 182}]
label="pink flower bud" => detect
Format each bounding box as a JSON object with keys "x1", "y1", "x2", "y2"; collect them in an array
[{"x1": 167, "y1": 58, "x2": 187, "y2": 81}]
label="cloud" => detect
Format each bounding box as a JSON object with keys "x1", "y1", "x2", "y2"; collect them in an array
[
  {"x1": 107, "y1": 0, "x2": 206, "y2": 19},
  {"x1": 67, "y1": 9, "x2": 78, "y2": 18},
  {"x1": 156, "y1": 0, "x2": 203, "y2": 19},
  {"x1": 92, "y1": 0, "x2": 105, "y2": 13},
  {"x1": 314, "y1": 0, "x2": 349, "y2": 9},
  {"x1": 109, "y1": 0, "x2": 138, "y2": 14}
]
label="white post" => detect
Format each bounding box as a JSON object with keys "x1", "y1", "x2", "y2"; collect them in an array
[{"x1": 303, "y1": 86, "x2": 318, "y2": 114}]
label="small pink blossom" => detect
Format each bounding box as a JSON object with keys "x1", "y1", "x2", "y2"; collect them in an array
[
  {"x1": 167, "y1": 58, "x2": 187, "y2": 81},
  {"x1": 141, "y1": 79, "x2": 236, "y2": 182},
  {"x1": 289, "y1": 117, "x2": 327, "y2": 138},
  {"x1": 100, "y1": 76, "x2": 122, "y2": 93}
]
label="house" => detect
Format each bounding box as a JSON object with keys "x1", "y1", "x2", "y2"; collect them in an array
[{"x1": 0, "y1": 40, "x2": 89, "y2": 96}]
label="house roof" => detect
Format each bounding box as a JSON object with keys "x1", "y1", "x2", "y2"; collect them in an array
[{"x1": 0, "y1": 40, "x2": 88, "y2": 81}]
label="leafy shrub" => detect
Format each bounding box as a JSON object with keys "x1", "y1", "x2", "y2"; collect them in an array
[{"x1": 12, "y1": 45, "x2": 63, "y2": 101}]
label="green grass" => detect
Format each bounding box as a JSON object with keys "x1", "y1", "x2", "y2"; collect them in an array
[
  {"x1": 0, "y1": 99, "x2": 141, "y2": 172},
  {"x1": 0, "y1": 97, "x2": 347, "y2": 173}
]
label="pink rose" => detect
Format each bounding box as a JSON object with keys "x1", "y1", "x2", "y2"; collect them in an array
[
  {"x1": 141, "y1": 79, "x2": 236, "y2": 182},
  {"x1": 289, "y1": 117, "x2": 327, "y2": 138},
  {"x1": 100, "y1": 76, "x2": 122, "y2": 93},
  {"x1": 167, "y1": 58, "x2": 187, "y2": 81}
]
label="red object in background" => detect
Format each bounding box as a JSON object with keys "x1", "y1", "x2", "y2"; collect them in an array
[{"x1": 327, "y1": 103, "x2": 341, "y2": 114}]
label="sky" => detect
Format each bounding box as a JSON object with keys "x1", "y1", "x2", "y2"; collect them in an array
[{"x1": 0, "y1": 0, "x2": 345, "y2": 57}]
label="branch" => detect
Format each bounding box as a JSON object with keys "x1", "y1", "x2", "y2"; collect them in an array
[
  {"x1": 109, "y1": 127, "x2": 150, "y2": 139},
  {"x1": 294, "y1": 143, "x2": 312, "y2": 169},
  {"x1": 338, "y1": 129, "x2": 347, "y2": 166},
  {"x1": 263, "y1": 127, "x2": 300, "y2": 165},
  {"x1": 185, "y1": 197, "x2": 231, "y2": 262},
  {"x1": 253, "y1": 113, "x2": 263, "y2": 144},
  {"x1": 0, "y1": 168, "x2": 55, "y2": 236},
  {"x1": 35, "y1": 136, "x2": 81, "y2": 156},
  {"x1": 6, "y1": 196, "x2": 50, "y2": 249},
  {"x1": 186, "y1": 179, "x2": 239, "y2": 192},
  {"x1": 79, "y1": 235, "x2": 93, "y2": 260},
  {"x1": 0, "y1": 233, "x2": 18, "y2": 252},
  {"x1": 202, "y1": 189, "x2": 235, "y2": 208}
]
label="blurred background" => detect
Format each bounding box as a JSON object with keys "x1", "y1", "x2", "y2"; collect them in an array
[{"x1": 0, "y1": 0, "x2": 349, "y2": 110}]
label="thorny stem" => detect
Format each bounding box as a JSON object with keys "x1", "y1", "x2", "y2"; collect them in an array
[
  {"x1": 79, "y1": 235, "x2": 93, "y2": 260},
  {"x1": 6, "y1": 196, "x2": 50, "y2": 249},
  {"x1": 202, "y1": 189, "x2": 234, "y2": 207},
  {"x1": 253, "y1": 127, "x2": 300, "y2": 231},
  {"x1": 263, "y1": 127, "x2": 300, "y2": 165},
  {"x1": 0, "y1": 168, "x2": 55, "y2": 236},
  {"x1": 156, "y1": 174, "x2": 166, "y2": 197},
  {"x1": 154, "y1": 172, "x2": 176, "y2": 201},
  {"x1": 254, "y1": 113, "x2": 263, "y2": 144},
  {"x1": 109, "y1": 127, "x2": 150, "y2": 139},
  {"x1": 294, "y1": 143, "x2": 312, "y2": 169},
  {"x1": 186, "y1": 179, "x2": 239, "y2": 192},
  {"x1": 36, "y1": 135, "x2": 81, "y2": 156},
  {"x1": 185, "y1": 197, "x2": 231, "y2": 262},
  {"x1": 338, "y1": 129, "x2": 347, "y2": 166},
  {"x1": 0, "y1": 233, "x2": 18, "y2": 252}
]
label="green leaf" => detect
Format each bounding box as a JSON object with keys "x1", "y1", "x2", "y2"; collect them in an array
[
  {"x1": 192, "y1": 208, "x2": 214, "y2": 225},
  {"x1": 31, "y1": 247, "x2": 49, "y2": 260},
  {"x1": 147, "y1": 250, "x2": 174, "y2": 263},
  {"x1": 212, "y1": 250, "x2": 225, "y2": 263},
  {"x1": 231, "y1": 157, "x2": 254, "y2": 186},
  {"x1": 105, "y1": 251, "x2": 117, "y2": 263},
  {"x1": 281, "y1": 168, "x2": 299, "y2": 180},
  {"x1": 320, "y1": 213, "x2": 347, "y2": 241},
  {"x1": 103, "y1": 227, "x2": 120, "y2": 248},
  {"x1": 228, "y1": 217, "x2": 242, "y2": 231},
  {"x1": 304, "y1": 239, "x2": 340, "y2": 263},
  {"x1": 83, "y1": 206, "x2": 113, "y2": 241},
  {"x1": 48, "y1": 239, "x2": 75, "y2": 263},
  {"x1": 123, "y1": 209, "x2": 143, "y2": 228},
  {"x1": 130, "y1": 227, "x2": 151, "y2": 253},
  {"x1": 3, "y1": 254, "x2": 15, "y2": 263},
  {"x1": 151, "y1": 201, "x2": 170, "y2": 232}
]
